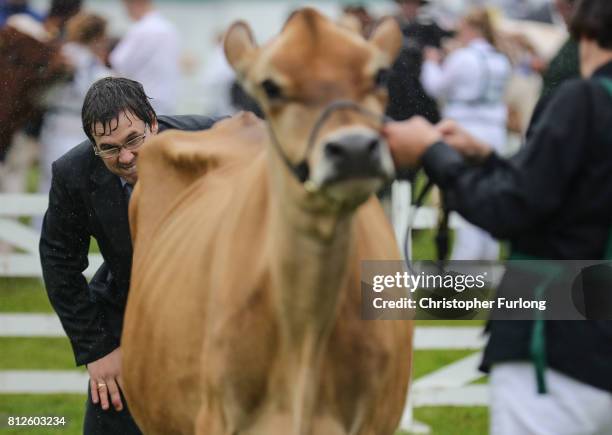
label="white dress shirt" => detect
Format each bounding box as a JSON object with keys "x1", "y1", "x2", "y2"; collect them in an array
[{"x1": 110, "y1": 10, "x2": 180, "y2": 115}]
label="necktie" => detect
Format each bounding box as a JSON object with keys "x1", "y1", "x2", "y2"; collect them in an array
[
  {"x1": 105, "y1": 183, "x2": 134, "y2": 285},
  {"x1": 124, "y1": 183, "x2": 133, "y2": 203}
]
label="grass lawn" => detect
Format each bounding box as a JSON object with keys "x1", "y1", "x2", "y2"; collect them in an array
[
  {"x1": 0, "y1": 338, "x2": 81, "y2": 371},
  {"x1": 0, "y1": 279, "x2": 53, "y2": 313},
  {"x1": 0, "y1": 394, "x2": 85, "y2": 435},
  {"x1": 0, "y1": 397, "x2": 487, "y2": 435}
]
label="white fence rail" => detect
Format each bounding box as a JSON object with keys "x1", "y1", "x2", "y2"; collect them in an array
[
  {"x1": 0, "y1": 190, "x2": 467, "y2": 278},
  {"x1": 0, "y1": 194, "x2": 103, "y2": 277}
]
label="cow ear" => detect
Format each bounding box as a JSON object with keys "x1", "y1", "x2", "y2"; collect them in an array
[
  {"x1": 224, "y1": 21, "x2": 257, "y2": 75},
  {"x1": 369, "y1": 17, "x2": 402, "y2": 64}
]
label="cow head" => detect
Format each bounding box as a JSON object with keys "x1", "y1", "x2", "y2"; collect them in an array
[{"x1": 224, "y1": 8, "x2": 401, "y2": 210}]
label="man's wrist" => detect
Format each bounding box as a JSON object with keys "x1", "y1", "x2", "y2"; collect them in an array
[{"x1": 76, "y1": 338, "x2": 120, "y2": 367}]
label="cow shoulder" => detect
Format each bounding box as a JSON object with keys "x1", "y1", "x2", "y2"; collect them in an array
[{"x1": 130, "y1": 112, "x2": 267, "y2": 243}]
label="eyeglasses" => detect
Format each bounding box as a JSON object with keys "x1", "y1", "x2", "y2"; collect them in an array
[{"x1": 94, "y1": 126, "x2": 150, "y2": 159}]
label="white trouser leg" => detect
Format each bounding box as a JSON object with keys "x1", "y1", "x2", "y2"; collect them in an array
[
  {"x1": 451, "y1": 222, "x2": 499, "y2": 261},
  {"x1": 490, "y1": 362, "x2": 612, "y2": 435}
]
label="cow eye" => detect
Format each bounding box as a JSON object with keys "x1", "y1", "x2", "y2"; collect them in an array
[
  {"x1": 374, "y1": 68, "x2": 390, "y2": 88},
  {"x1": 261, "y1": 79, "x2": 283, "y2": 100}
]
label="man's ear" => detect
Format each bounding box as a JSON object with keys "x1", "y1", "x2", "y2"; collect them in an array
[
  {"x1": 224, "y1": 21, "x2": 257, "y2": 76},
  {"x1": 369, "y1": 17, "x2": 402, "y2": 65},
  {"x1": 151, "y1": 118, "x2": 159, "y2": 135}
]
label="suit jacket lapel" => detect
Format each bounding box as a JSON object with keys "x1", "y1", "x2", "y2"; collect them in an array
[{"x1": 90, "y1": 159, "x2": 133, "y2": 261}]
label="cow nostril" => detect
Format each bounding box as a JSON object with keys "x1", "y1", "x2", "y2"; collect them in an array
[
  {"x1": 367, "y1": 139, "x2": 379, "y2": 155},
  {"x1": 325, "y1": 142, "x2": 345, "y2": 159}
]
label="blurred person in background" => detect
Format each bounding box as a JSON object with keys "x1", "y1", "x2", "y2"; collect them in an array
[
  {"x1": 387, "y1": 0, "x2": 451, "y2": 123},
  {"x1": 110, "y1": 0, "x2": 180, "y2": 115},
  {"x1": 37, "y1": 12, "x2": 113, "y2": 200},
  {"x1": 530, "y1": 0, "x2": 580, "y2": 124},
  {"x1": 340, "y1": 4, "x2": 375, "y2": 37},
  {"x1": 499, "y1": 30, "x2": 546, "y2": 138},
  {"x1": 420, "y1": 7, "x2": 511, "y2": 261},
  {"x1": 384, "y1": 0, "x2": 612, "y2": 432},
  {"x1": 198, "y1": 32, "x2": 236, "y2": 118},
  {"x1": 44, "y1": 0, "x2": 81, "y2": 38},
  {"x1": 0, "y1": 0, "x2": 43, "y2": 26}
]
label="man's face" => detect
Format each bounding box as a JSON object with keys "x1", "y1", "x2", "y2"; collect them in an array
[{"x1": 92, "y1": 110, "x2": 158, "y2": 184}]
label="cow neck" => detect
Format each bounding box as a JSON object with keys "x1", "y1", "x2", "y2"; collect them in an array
[{"x1": 267, "y1": 147, "x2": 355, "y2": 430}]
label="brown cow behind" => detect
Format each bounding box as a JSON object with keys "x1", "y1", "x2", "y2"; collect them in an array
[
  {"x1": 123, "y1": 8, "x2": 413, "y2": 435},
  {"x1": 0, "y1": 16, "x2": 67, "y2": 158}
]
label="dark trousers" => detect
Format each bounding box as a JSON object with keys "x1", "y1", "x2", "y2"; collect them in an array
[{"x1": 83, "y1": 385, "x2": 142, "y2": 435}]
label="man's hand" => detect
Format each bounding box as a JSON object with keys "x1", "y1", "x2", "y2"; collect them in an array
[
  {"x1": 436, "y1": 120, "x2": 493, "y2": 161},
  {"x1": 383, "y1": 116, "x2": 442, "y2": 169},
  {"x1": 87, "y1": 347, "x2": 124, "y2": 411}
]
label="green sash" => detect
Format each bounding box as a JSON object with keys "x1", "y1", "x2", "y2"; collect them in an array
[{"x1": 507, "y1": 252, "x2": 563, "y2": 394}]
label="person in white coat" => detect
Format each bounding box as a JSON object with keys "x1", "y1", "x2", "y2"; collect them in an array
[
  {"x1": 420, "y1": 7, "x2": 511, "y2": 261},
  {"x1": 38, "y1": 12, "x2": 113, "y2": 198},
  {"x1": 110, "y1": 0, "x2": 180, "y2": 115}
]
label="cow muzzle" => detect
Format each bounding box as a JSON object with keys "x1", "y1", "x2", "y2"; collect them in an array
[
  {"x1": 323, "y1": 131, "x2": 391, "y2": 180},
  {"x1": 308, "y1": 128, "x2": 395, "y2": 203},
  {"x1": 266, "y1": 100, "x2": 394, "y2": 204}
]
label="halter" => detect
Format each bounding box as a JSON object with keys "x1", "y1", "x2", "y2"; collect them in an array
[{"x1": 265, "y1": 100, "x2": 390, "y2": 190}]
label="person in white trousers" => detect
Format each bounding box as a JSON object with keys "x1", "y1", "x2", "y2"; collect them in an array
[{"x1": 420, "y1": 7, "x2": 511, "y2": 261}]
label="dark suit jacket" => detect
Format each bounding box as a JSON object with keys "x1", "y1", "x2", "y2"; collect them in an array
[{"x1": 39, "y1": 115, "x2": 218, "y2": 366}]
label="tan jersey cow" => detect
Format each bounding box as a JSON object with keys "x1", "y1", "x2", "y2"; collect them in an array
[{"x1": 122, "y1": 8, "x2": 413, "y2": 435}]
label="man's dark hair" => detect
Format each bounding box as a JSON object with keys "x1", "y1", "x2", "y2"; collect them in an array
[
  {"x1": 570, "y1": 0, "x2": 612, "y2": 49},
  {"x1": 82, "y1": 77, "x2": 157, "y2": 145}
]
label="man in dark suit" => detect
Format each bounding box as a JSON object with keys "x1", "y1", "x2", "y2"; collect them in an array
[
  {"x1": 39, "y1": 77, "x2": 218, "y2": 434},
  {"x1": 384, "y1": 0, "x2": 612, "y2": 431}
]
